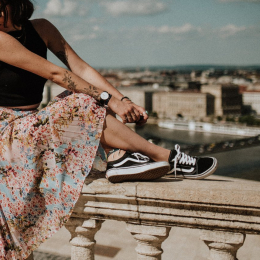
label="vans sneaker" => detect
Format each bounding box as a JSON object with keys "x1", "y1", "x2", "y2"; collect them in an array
[
  {"x1": 168, "y1": 144, "x2": 217, "y2": 179},
  {"x1": 106, "y1": 151, "x2": 170, "y2": 183}
]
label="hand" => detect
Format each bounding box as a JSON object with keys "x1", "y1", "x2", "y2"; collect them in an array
[
  {"x1": 130, "y1": 102, "x2": 149, "y2": 126},
  {"x1": 108, "y1": 96, "x2": 143, "y2": 124},
  {"x1": 121, "y1": 98, "x2": 149, "y2": 125}
]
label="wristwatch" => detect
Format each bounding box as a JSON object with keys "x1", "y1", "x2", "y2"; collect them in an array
[{"x1": 100, "y1": 91, "x2": 112, "y2": 107}]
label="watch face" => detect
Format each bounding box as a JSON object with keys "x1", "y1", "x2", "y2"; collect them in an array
[{"x1": 101, "y1": 92, "x2": 109, "y2": 100}]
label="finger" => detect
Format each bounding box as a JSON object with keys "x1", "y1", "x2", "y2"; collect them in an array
[
  {"x1": 137, "y1": 111, "x2": 148, "y2": 125},
  {"x1": 130, "y1": 112, "x2": 137, "y2": 122},
  {"x1": 142, "y1": 110, "x2": 149, "y2": 120},
  {"x1": 122, "y1": 116, "x2": 128, "y2": 124},
  {"x1": 132, "y1": 108, "x2": 140, "y2": 121},
  {"x1": 127, "y1": 114, "x2": 134, "y2": 123},
  {"x1": 131, "y1": 107, "x2": 140, "y2": 122},
  {"x1": 135, "y1": 106, "x2": 148, "y2": 120}
]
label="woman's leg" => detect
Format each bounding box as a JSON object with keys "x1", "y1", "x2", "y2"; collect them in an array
[
  {"x1": 101, "y1": 113, "x2": 218, "y2": 181},
  {"x1": 100, "y1": 113, "x2": 170, "y2": 162}
]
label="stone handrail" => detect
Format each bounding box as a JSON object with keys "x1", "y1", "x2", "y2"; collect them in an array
[{"x1": 64, "y1": 175, "x2": 260, "y2": 260}]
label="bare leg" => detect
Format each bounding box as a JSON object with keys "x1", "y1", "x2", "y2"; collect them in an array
[
  {"x1": 100, "y1": 114, "x2": 170, "y2": 162},
  {"x1": 100, "y1": 113, "x2": 218, "y2": 181}
]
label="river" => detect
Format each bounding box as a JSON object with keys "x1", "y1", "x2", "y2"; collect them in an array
[{"x1": 135, "y1": 124, "x2": 260, "y2": 182}]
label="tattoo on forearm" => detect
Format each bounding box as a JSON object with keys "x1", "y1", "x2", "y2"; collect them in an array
[
  {"x1": 62, "y1": 71, "x2": 100, "y2": 100},
  {"x1": 83, "y1": 86, "x2": 100, "y2": 101},
  {"x1": 62, "y1": 71, "x2": 77, "y2": 91},
  {"x1": 56, "y1": 51, "x2": 70, "y2": 69}
]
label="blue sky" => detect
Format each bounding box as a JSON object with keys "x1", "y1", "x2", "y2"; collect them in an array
[{"x1": 32, "y1": 0, "x2": 260, "y2": 68}]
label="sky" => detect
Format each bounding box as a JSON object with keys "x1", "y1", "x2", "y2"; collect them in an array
[{"x1": 32, "y1": 0, "x2": 260, "y2": 68}]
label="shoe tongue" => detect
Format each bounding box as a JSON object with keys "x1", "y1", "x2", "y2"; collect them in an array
[{"x1": 168, "y1": 149, "x2": 178, "y2": 162}]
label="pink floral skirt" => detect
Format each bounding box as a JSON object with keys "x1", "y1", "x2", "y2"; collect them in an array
[{"x1": 0, "y1": 91, "x2": 107, "y2": 259}]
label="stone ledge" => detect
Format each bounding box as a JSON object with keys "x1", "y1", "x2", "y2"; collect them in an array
[{"x1": 71, "y1": 176, "x2": 260, "y2": 234}]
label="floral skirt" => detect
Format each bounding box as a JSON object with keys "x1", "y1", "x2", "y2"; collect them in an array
[{"x1": 0, "y1": 91, "x2": 107, "y2": 259}]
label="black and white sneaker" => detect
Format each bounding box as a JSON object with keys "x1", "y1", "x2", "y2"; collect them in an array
[
  {"x1": 106, "y1": 151, "x2": 170, "y2": 183},
  {"x1": 168, "y1": 144, "x2": 217, "y2": 180}
]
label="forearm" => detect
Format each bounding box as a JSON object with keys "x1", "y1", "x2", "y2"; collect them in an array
[
  {"x1": 72, "y1": 64, "x2": 124, "y2": 100},
  {"x1": 51, "y1": 67, "x2": 146, "y2": 124},
  {"x1": 52, "y1": 68, "x2": 103, "y2": 101},
  {"x1": 37, "y1": 19, "x2": 123, "y2": 100}
]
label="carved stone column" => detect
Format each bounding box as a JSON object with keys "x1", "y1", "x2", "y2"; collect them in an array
[
  {"x1": 126, "y1": 223, "x2": 171, "y2": 260},
  {"x1": 200, "y1": 230, "x2": 246, "y2": 260},
  {"x1": 65, "y1": 217, "x2": 104, "y2": 260}
]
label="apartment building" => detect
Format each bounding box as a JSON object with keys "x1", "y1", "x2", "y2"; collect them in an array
[
  {"x1": 242, "y1": 91, "x2": 260, "y2": 115},
  {"x1": 153, "y1": 91, "x2": 214, "y2": 120},
  {"x1": 117, "y1": 86, "x2": 170, "y2": 113},
  {"x1": 201, "y1": 84, "x2": 242, "y2": 116}
]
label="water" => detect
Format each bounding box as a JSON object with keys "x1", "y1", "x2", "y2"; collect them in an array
[
  {"x1": 136, "y1": 124, "x2": 260, "y2": 182},
  {"x1": 136, "y1": 124, "x2": 240, "y2": 148}
]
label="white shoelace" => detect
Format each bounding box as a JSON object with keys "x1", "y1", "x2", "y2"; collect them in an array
[
  {"x1": 132, "y1": 152, "x2": 150, "y2": 162},
  {"x1": 172, "y1": 144, "x2": 196, "y2": 178}
]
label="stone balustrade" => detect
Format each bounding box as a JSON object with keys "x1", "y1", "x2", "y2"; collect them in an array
[{"x1": 64, "y1": 175, "x2": 260, "y2": 260}]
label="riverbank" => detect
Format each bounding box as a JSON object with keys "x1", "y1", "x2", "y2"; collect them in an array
[{"x1": 144, "y1": 118, "x2": 260, "y2": 137}]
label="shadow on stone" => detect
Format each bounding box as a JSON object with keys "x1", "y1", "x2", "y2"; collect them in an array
[
  {"x1": 199, "y1": 178, "x2": 233, "y2": 182},
  {"x1": 34, "y1": 251, "x2": 70, "y2": 260},
  {"x1": 95, "y1": 244, "x2": 121, "y2": 258}
]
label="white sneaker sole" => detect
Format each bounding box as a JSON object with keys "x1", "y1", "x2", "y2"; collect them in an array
[
  {"x1": 106, "y1": 161, "x2": 170, "y2": 183},
  {"x1": 168, "y1": 157, "x2": 218, "y2": 180}
]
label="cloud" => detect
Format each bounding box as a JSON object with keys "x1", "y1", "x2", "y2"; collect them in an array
[
  {"x1": 65, "y1": 22, "x2": 104, "y2": 43},
  {"x1": 218, "y1": 24, "x2": 247, "y2": 38},
  {"x1": 43, "y1": 0, "x2": 82, "y2": 16},
  {"x1": 149, "y1": 23, "x2": 202, "y2": 34},
  {"x1": 68, "y1": 23, "x2": 250, "y2": 44},
  {"x1": 130, "y1": 23, "x2": 255, "y2": 41},
  {"x1": 148, "y1": 23, "x2": 252, "y2": 40},
  {"x1": 100, "y1": 0, "x2": 168, "y2": 16},
  {"x1": 72, "y1": 33, "x2": 98, "y2": 41}
]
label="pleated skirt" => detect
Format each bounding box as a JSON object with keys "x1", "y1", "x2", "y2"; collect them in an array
[{"x1": 0, "y1": 91, "x2": 107, "y2": 259}]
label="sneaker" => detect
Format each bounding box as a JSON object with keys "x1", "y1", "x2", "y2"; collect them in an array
[
  {"x1": 106, "y1": 151, "x2": 170, "y2": 183},
  {"x1": 168, "y1": 144, "x2": 217, "y2": 180}
]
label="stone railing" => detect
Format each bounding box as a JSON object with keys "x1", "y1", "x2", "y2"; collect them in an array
[{"x1": 64, "y1": 175, "x2": 260, "y2": 260}]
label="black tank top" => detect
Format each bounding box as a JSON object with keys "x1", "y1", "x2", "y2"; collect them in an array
[{"x1": 0, "y1": 20, "x2": 47, "y2": 106}]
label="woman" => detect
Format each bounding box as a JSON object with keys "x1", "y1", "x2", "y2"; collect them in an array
[{"x1": 0, "y1": 0, "x2": 217, "y2": 259}]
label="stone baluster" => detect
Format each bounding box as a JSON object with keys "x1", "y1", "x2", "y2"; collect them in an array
[
  {"x1": 200, "y1": 230, "x2": 246, "y2": 260},
  {"x1": 126, "y1": 223, "x2": 171, "y2": 260},
  {"x1": 65, "y1": 217, "x2": 104, "y2": 260}
]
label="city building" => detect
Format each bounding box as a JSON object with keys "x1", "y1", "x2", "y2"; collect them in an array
[
  {"x1": 153, "y1": 91, "x2": 214, "y2": 120},
  {"x1": 117, "y1": 86, "x2": 170, "y2": 113},
  {"x1": 242, "y1": 91, "x2": 260, "y2": 115},
  {"x1": 201, "y1": 84, "x2": 242, "y2": 116}
]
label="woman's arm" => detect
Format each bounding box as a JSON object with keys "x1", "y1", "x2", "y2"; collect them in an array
[
  {"x1": 32, "y1": 19, "x2": 148, "y2": 124},
  {"x1": 0, "y1": 31, "x2": 139, "y2": 123},
  {"x1": 32, "y1": 19, "x2": 124, "y2": 100}
]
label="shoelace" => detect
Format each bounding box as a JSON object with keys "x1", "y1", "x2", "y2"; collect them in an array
[
  {"x1": 132, "y1": 152, "x2": 150, "y2": 162},
  {"x1": 172, "y1": 144, "x2": 196, "y2": 178}
]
